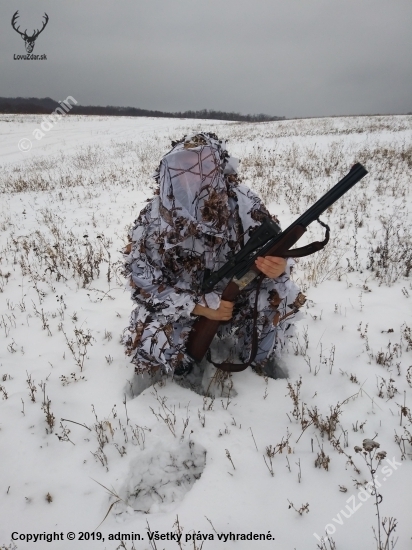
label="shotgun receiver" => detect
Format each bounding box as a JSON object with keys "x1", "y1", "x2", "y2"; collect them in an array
[{"x1": 185, "y1": 163, "x2": 368, "y2": 363}]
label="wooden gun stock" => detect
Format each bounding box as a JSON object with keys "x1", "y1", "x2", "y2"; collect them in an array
[{"x1": 186, "y1": 280, "x2": 241, "y2": 362}]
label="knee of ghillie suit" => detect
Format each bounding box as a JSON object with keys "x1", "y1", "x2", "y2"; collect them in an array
[
  {"x1": 173, "y1": 360, "x2": 194, "y2": 377},
  {"x1": 252, "y1": 357, "x2": 287, "y2": 379},
  {"x1": 131, "y1": 365, "x2": 163, "y2": 397}
]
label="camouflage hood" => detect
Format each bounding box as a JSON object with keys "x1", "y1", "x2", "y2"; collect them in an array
[{"x1": 156, "y1": 133, "x2": 240, "y2": 248}]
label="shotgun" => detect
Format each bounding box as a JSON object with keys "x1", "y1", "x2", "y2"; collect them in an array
[{"x1": 185, "y1": 163, "x2": 368, "y2": 363}]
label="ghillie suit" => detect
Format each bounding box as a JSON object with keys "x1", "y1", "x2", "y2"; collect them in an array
[{"x1": 122, "y1": 133, "x2": 305, "y2": 382}]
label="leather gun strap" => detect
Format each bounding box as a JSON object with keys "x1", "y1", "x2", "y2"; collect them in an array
[
  {"x1": 282, "y1": 219, "x2": 330, "y2": 258},
  {"x1": 209, "y1": 274, "x2": 265, "y2": 373}
]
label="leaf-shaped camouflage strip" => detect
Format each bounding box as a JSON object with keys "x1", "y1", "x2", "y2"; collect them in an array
[
  {"x1": 200, "y1": 189, "x2": 230, "y2": 230},
  {"x1": 292, "y1": 292, "x2": 307, "y2": 309}
]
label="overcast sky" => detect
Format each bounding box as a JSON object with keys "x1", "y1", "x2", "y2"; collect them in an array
[{"x1": 1, "y1": 0, "x2": 411, "y2": 118}]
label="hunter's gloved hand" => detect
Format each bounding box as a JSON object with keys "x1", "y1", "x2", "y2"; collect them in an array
[
  {"x1": 191, "y1": 300, "x2": 234, "y2": 321},
  {"x1": 255, "y1": 256, "x2": 287, "y2": 278}
]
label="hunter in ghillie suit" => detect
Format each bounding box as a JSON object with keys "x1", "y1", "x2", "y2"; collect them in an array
[{"x1": 122, "y1": 132, "x2": 305, "y2": 395}]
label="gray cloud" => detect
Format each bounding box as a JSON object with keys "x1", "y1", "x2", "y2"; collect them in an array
[{"x1": 1, "y1": 0, "x2": 411, "y2": 117}]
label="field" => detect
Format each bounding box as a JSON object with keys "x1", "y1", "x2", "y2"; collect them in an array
[{"x1": 0, "y1": 113, "x2": 411, "y2": 550}]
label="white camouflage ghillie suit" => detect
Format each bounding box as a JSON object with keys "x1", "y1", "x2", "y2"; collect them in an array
[{"x1": 122, "y1": 133, "x2": 305, "y2": 379}]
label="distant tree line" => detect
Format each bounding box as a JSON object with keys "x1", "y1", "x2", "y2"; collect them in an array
[{"x1": 0, "y1": 97, "x2": 285, "y2": 122}]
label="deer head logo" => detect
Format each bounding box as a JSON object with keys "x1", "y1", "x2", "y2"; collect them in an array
[{"x1": 11, "y1": 11, "x2": 49, "y2": 53}]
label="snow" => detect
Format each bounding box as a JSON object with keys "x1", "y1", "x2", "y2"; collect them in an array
[{"x1": 0, "y1": 114, "x2": 411, "y2": 550}]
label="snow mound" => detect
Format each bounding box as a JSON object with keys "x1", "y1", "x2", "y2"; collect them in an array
[{"x1": 115, "y1": 439, "x2": 206, "y2": 519}]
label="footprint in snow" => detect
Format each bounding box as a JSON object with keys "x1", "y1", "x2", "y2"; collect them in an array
[{"x1": 114, "y1": 439, "x2": 206, "y2": 519}]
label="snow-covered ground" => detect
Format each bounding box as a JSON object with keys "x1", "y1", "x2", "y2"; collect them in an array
[{"x1": 0, "y1": 114, "x2": 411, "y2": 550}]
